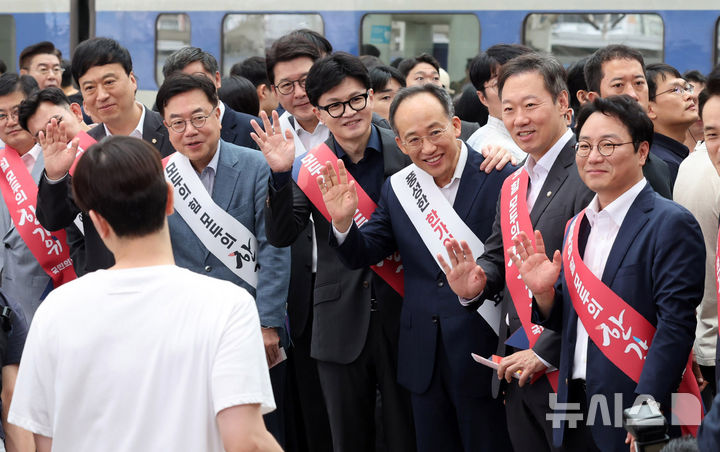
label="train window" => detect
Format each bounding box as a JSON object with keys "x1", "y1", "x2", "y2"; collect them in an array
[
  {"x1": 155, "y1": 13, "x2": 191, "y2": 86},
  {"x1": 361, "y1": 14, "x2": 480, "y2": 93},
  {"x1": 222, "y1": 14, "x2": 324, "y2": 75},
  {"x1": 524, "y1": 13, "x2": 664, "y2": 66},
  {"x1": 0, "y1": 15, "x2": 16, "y2": 73}
]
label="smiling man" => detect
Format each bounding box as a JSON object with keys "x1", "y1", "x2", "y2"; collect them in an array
[
  {"x1": 319, "y1": 82, "x2": 514, "y2": 451},
  {"x1": 33, "y1": 37, "x2": 175, "y2": 274},
  {"x1": 254, "y1": 52, "x2": 415, "y2": 452},
  {"x1": 510, "y1": 95, "x2": 704, "y2": 451}
]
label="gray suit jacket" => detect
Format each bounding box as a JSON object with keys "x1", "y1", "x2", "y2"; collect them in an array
[
  {"x1": 168, "y1": 140, "x2": 290, "y2": 330},
  {"x1": 1, "y1": 153, "x2": 54, "y2": 322},
  {"x1": 474, "y1": 136, "x2": 594, "y2": 395}
]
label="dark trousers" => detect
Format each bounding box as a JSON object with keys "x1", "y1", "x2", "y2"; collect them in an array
[
  {"x1": 317, "y1": 311, "x2": 416, "y2": 452},
  {"x1": 505, "y1": 376, "x2": 562, "y2": 452},
  {"x1": 264, "y1": 360, "x2": 287, "y2": 447},
  {"x1": 410, "y1": 327, "x2": 511, "y2": 452},
  {"x1": 700, "y1": 365, "x2": 717, "y2": 413},
  {"x1": 562, "y1": 380, "x2": 601, "y2": 452},
  {"x1": 285, "y1": 314, "x2": 333, "y2": 452}
]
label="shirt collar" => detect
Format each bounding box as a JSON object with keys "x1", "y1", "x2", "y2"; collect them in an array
[
  {"x1": 443, "y1": 140, "x2": 468, "y2": 188},
  {"x1": 486, "y1": 116, "x2": 507, "y2": 133},
  {"x1": 524, "y1": 128, "x2": 573, "y2": 177},
  {"x1": 202, "y1": 140, "x2": 222, "y2": 174},
  {"x1": 218, "y1": 101, "x2": 226, "y2": 123},
  {"x1": 20, "y1": 143, "x2": 42, "y2": 168},
  {"x1": 585, "y1": 178, "x2": 647, "y2": 228},
  {"x1": 103, "y1": 102, "x2": 145, "y2": 138},
  {"x1": 335, "y1": 125, "x2": 381, "y2": 159},
  {"x1": 293, "y1": 115, "x2": 326, "y2": 136}
]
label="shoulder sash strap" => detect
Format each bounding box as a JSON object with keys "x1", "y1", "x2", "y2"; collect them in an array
[{"x1": 0, "y1": 147, "x2": 76, "y2": 286}]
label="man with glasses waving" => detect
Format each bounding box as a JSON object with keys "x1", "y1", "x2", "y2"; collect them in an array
[
  {"x1": 645, "y1": 63, "x2": 699, "y2": 186},
  {"x1": 253, "y1": 52, "x2": 416, "y2": 452},
  {"x1": 19, "y1": 42, "x2": 63, "y2": 90},
  {"x1": 156, "y1": 73, "x2": 290, "y2": 447},
  {"x1": 316, "y1": 82, "x2": 515, "y2": 451}
]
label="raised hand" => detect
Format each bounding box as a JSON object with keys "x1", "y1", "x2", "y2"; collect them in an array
[
  {"x1": 250, "y1": 110, "x2": 296, "y2": 173},
  {"x1": 437, "y1": 239, "x2": 487, "y2": 300},
  {"x1": 317, "y1": 159, "x2": 358, "y2": 233},
  {"x1": 507, "y1": 230, "x2": 561, "y2": 316},
  {"x1": 38, "y1": 117, "x2": 79, "y2": 181}
]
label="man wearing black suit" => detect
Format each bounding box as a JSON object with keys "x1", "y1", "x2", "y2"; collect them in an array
[
  {"x1": 161, "y1": 46, "x2": 260, "y2": 150},
  {"x1": 440, "y1": 53, "x2": 594, "y2": 452},
  {"x1": 583, "y1": 45, "x2": 673, "y2": 198},
  {"x1": 253, "y1": 52, "x2": 416, "y2": 452},
  {"x1": 34, "y1": 37, "x2": 174, "y2": 274}
]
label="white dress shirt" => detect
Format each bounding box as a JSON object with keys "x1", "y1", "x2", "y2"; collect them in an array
[
  {"x1": 571, "y1": 178, "x2": 647, "y2": 380},
  {"x1": 103, "y1": 102, "x2": 146, "y2": 139},
  {"x1": 20, "y1": 144, "x2": 42, "y2": 175},
  {"x1": 294, "y1": 117, "x2": 329, "y2": 157},
  {"x1": 466, "y1": 116, "x2": 527, "y2": 161},
  {"x1": 525, "y1": 128, "x2": 573, "y2": 213},
  {"x1": 197, "y1": 141, "x2": 222, "y2": 194}
]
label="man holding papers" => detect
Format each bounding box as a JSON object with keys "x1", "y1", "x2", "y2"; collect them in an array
[
  {"x1": 318, "y1": 83, "x2": 513, "y2": 452},
  {"x1": 509, "y1": 95, "x2": 704, "y2": 451}
]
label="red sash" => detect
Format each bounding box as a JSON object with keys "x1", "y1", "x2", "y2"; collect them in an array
[
  {"x1": 292, "y1": 143, "x2": 405, "y2": 296},
  {"x1": 68, "y1": 130, "x2": 98, "y2": 176},
  {"x1": 500, "y1": 168, "x2": 558, "y2": 389},
  {"x1": 0, "y1": 146, "x2": 76, "y2": 286},
  {"x1": 564, "y1": 211, "x2": 702, "y2": 436}
]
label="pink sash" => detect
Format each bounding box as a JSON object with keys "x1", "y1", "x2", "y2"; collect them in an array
[
  {"x1": 564, "y1": 211, "x2": 702, "y2": 436},
  {"x1": 0, "y1": 146, "x2": 76, "y2": 286},
  {"x1": 500, "y1": 168, "x2": 559, "y2": 389},
  {"x1": 68, "y1": 130, "x2": 98, "y2": 176},
  {"x1": 293, "y1": 144, "x2": 405, "y2": 296}
]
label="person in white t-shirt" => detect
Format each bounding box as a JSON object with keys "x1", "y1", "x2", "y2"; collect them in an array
[{"x1": 8, "y1": 135, "x2": 280, "y2": 452}]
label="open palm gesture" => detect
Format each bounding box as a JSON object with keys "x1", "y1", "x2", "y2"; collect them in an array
[
  {"x1": 317, "y1": 159, "x2": 358, "y2": 233},
  {"x1": 250, "y1": 110, "x2": 296, "y2": 173}
]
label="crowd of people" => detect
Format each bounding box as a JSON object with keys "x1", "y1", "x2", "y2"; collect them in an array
[{"x1": 0, "y1": 28, "x2": 719, "y2": 452}]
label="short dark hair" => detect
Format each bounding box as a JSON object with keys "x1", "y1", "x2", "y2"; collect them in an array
[
  {"x1": 700, "y1": 65, "x2": 720, "y2": 119},
  {"x1": 162, "y1": 46, "x2": 218, "y2": 78},
  {"x1": 575, "y1": 95, "x2": 654, "y2": 152},
  {"x1": 305, "y1": 52, "x2": 371, "y2": 107},
  {"x1": 0, "y1": 73, "x2": 38, "y2": 99},
  {"x1": 71, "y1": 37, "x2": 132, "y2": 85},
  {"x1": 360, "y1": 55, "x2": 383, "y2": 71},
  {"x1": 369, "y1": 65, "x2": 406, "y2": 93},
  {"x1": 288, "y1": 29, "x2": 333, "y2": 55},
  {"x1": 646, "y1": 63, "x2": 683, "y2": 100},
  {"x1": 360, "y1": 44, "x2": 381, "y2": 58},
  {"x1": 398, "y1": 53, "x2": 439, "y2": 78},
  {"x1": 156, "y1": 74, "x2": 218, "y2": 117},
  {"x1": 231, "y1": 56, "x2": 269, "y2": 87},
  {"x1": 19, "y1": 41, "x2": 62, "y2": 70},
  {"x1": 0, "y1": 59, "x2": 6, "y2": 74},
  {"x1": 72, "y1": 136, "x2": 167, "y2": 238},
  {"x1": 18, "y1": 87, "x2": 72, "y2": 132},
  {"x1": 683, "y1": 70, "x2": 706, "y2": 86},
  {"x1": 389, "y1": 84, "x2": 454, "y2": 136},
  {"x1": 566, "y1": 57, "x2": 590, "y2": 116},
  {"x1": 584, "y1": 45, "x2": 645, "y2": 94},
  {"x1": 265, "y1": 35, "x2": 321, "y2": 85},
  {"x1": 60, "y1": 58, "x2": 73, "y2": 88},
  {"x1": 469, "y1": 44, "x2": 534, "y2": 93},
  {"x1": 218, "y1": 76, "x2": 259, "y2": 116},
  {"x1": 497, "y1": 53, "x2": 567, "y2": 102}
]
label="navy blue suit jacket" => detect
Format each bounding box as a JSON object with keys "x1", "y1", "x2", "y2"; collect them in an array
[
  {"x1": 331, "y1": 147, "x2": 516, "y2": 396},
  {"x1": 221, "y1": 105, "x2": 261, "y2": 150},
  {"x1": 536, "y1": 183, "x2": 704, "y2": 451}
]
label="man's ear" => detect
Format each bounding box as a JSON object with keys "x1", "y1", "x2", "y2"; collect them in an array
[
  {"x1": 586, "y1": 91, "x2": 601, "y2": 102},
  {"x1": 476, "y1": 90, "x2": 490, "y2": 108},
  {"x1": 256, "y1": 84, "x2": 268, "y2": 101},
  {"x1": 70, "y1": 103, "x2": 84, "y2": 122},
  {"x1": 576, "y1": 90, "x2": 589, "y2": 105},
  {"x1": 88, "y1": 210, "x2": 111, "y2": 240}
]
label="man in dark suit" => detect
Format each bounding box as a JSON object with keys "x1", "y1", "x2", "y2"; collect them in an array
[
  {"x1": 319, "y1": 83, "x2": 513, "y2": 451},
  {"x1": 583, "y1": 44, "x2": 673, "y2": 198},
  {"x1": 33, "y1": 37, "x2": 174, "y2": 274},
  {"x1": 440, "y1": 53, "x2": 594, "y2": 452},
  {"x1": 161, "y1": 46, "x2": 260, "y2": 150},
  {"x1": 512, "y1": 95, "x2": 704, "y2": 451},
  {"x1": 253, "y1": 52, "x2": 416, "y2": 452}
]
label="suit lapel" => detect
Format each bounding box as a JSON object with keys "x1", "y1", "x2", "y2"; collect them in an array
[
  {"x1": 379, "y1": 127, "x2": 411, "y2": 178},
  {"x1": 601, "y1": 185, "x2": 654, "y2": 285},
  {"x1": 453, "y1": 149, "x2": 485, "y2": 219},
  {"x1": 530, "y1": 139, "x2": 576, "y2": 224},
  {"x1": 220, "y1": 108, "x2": 238, "y2": 144},
  {"x1": 211, "y1": 141, "x2": 240, "y2": 211},
  {"x1": 141, "y1": 106, "x2": 168, "y2": 151}
]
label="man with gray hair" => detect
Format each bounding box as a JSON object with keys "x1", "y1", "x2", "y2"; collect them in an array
[
  {"x1": 317, "y1": 82, "x2": 514, "y2": 451},
  {"x1": 162, "y1": 46, "x2": 259, "y2": 149}
]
